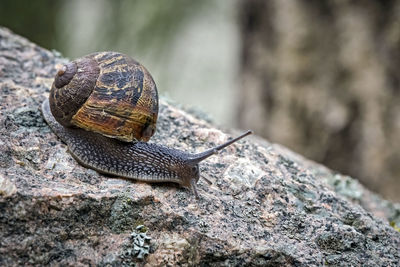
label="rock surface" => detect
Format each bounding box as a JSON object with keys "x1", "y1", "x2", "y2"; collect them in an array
[{"x1": 0, "y1": 27, "x2": 399, "y2": 266}]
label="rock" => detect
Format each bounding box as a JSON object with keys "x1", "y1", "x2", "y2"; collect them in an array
[{"x1": 0, "y1": 26, "x2": 399, "y2": 266}]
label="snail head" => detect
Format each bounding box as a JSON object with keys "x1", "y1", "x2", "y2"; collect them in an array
[{"x1": 181, "y1": 130, "x2": 252, "y2": 199}]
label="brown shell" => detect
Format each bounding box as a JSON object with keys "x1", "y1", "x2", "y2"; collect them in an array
[{"x1": 49, "y1": 51, "x2": 158, "y2": 142}]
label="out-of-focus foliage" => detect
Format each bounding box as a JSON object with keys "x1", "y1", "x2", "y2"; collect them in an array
[{"x1": 0, "y1": 0, "x2": 60, "y2": 49}]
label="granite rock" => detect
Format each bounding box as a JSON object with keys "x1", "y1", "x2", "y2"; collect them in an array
[{"x1": 0, "y1": 27, "x2": 399, "y2": 266}]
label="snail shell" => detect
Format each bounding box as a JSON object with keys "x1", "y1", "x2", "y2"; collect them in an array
[{"x1": 49, "y1": 51, "x2": 158, "y2": 142}]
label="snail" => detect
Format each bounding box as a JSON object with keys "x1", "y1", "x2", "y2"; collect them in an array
[{"x1": 41, "y1": 51, "x2": 252, "y2": 199}]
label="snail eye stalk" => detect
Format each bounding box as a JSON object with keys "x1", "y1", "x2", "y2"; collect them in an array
[{"x1": 188, "y1": 130, "x2": 252, "y2": 164}]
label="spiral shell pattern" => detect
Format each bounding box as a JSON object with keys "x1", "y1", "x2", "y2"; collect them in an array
[{"x1": 49, "y1": 52, "x2": 158, "y2": 142}]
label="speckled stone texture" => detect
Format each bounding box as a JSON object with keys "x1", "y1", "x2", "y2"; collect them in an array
[{"x1": 0, "y1": 27, "x2": 399, "y2": 266}]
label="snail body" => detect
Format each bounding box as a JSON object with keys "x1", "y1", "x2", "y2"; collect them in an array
[{"x1": 42, "y1": 51, "x2": 251, "y2": 198}]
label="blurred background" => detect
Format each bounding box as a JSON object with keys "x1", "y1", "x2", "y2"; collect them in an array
[{"x1": 0, "y1": 0, "x2": 399, "y2": 201}]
